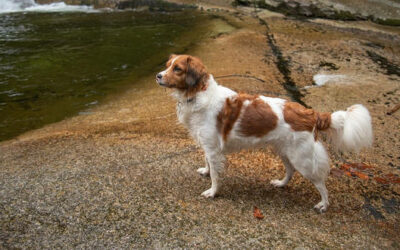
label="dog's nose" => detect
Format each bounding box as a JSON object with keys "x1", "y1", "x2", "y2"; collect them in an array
[{"x1": 156, "y1": 73, "x2": 162, "y2": 79}]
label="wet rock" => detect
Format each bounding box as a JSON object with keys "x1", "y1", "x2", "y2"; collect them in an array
[
  {"x1": 319, "y1": 61, "x2": 339, "y2": 70},
  {"x1": 382, "y1": 198, "x2": 400, "y2": 214},
  {"x1": 36, "y1": 0, "x2": 196, "y2": 9},
  {"x1": 363, "y1": 197, "x2": 385, "y2": 220},
  {"x1": 117, "y1": 0, "x2": 196, "y2": 10},
  {"x1": 233, "y1": 0, "x2": 400, "y2": 26},
  {"x1": 366, "y1": 51, "x2": 400, "y2": 77}
]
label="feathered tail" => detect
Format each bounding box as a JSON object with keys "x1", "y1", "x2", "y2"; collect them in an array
[{"x1": 328, "y1": 104, "x2": 373, "y2": 152}]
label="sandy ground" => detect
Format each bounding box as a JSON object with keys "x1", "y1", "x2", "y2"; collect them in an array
[{"x1": 1, "y1": 4, "x2": 400, "y2": 249}]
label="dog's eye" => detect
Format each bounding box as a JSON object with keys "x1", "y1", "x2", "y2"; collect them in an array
[{"x1": 173, "y1": 66, "x2": 182, "y2": 72}]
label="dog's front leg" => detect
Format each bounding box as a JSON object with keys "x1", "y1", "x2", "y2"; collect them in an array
[
  {"x1": 197, "y1": 155, "x2": 210, "y2": 177},
  {"x1": 201, "y1": 151, "x2": 225, "y2": 198}
]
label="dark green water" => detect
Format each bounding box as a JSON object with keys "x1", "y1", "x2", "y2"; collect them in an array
[{"x1": 0, "y1": 10, "x2": 213, "y2": 141}]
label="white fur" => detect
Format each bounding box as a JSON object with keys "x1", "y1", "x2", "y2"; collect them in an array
[
  {"x1": 171, "y1": 76, "x2": 372, "y2": 212},
  {"x1": 330, "y1": 104, "x2": 373, "y2": 152}
]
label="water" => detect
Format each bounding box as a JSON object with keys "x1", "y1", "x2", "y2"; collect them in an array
[
  {"x1": 0, "y1": 2, "x2": 222, "y2": 141},
  {"x1": 0, "y1": 0, "x2": 96, "y2": 13}
]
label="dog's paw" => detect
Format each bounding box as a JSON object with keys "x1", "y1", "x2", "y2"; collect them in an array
[
  {"x1": 270, "y1": 179, "x2": 286, "y2": 188},
  {"x1": 201, "y1": 188, "x2": 217, "y2": 198},
  {"x1": 314, "y1": 201, "x2": 329, "y2": 213},
  {"x1": 197, "y1": 167, "x2": 210, "y2": 177}
]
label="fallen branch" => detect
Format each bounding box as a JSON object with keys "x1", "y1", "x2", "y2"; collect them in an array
[
  {"x1": 214, "y1": 74, "x2": 289, "y2": 97},
  {"x1": 214, "y1": 74, "x2": 266, "y2": 83},
  {"x1": 253, "y1": 90, "x2": 289, "y2": 97},
  {"x1": 387, "y1": 103, "x2": 400, "y2": 115}
]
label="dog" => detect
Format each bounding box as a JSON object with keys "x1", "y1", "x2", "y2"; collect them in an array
[{"x1": 156, "y1": 54, "x2": 373, "y2": 212}]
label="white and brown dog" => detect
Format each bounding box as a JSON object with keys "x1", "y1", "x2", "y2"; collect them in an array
[{"x1": 156, "y1": 54, "x2": 373, "y2": 212}]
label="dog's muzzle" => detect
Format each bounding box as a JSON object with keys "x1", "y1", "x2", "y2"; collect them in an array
[{"x1": 156, "y1": 73, "x2": 163, "y2": 84}]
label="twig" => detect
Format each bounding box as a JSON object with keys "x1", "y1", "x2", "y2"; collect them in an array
[
  {"x1": 214, "y1": 74, "x2": 289, "y2": 97},
  {"x1": 387, "y1": 103, "x2": 400, "y2": 115},
  {"x1": 253, "y1": 90, "x2": 290, "y2": 97},
  {"x1": 214, "y1": 74, "x2": 266, "y2": 83}
]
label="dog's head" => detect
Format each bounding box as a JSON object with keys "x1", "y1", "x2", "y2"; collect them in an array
[{"x1": 156, "y1": 54, "x2": 209, "y2": 97}]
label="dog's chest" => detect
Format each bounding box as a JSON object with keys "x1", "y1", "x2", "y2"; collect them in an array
[
  {"x1": 176, "y1": 102, "x2": 210, "y2": 141},
  {"x1": 177, "y1": 103, "x2": 201, "y2": 128},
  {"x1": 176, "y1": 102, "x2": 190, "y2": 126}
]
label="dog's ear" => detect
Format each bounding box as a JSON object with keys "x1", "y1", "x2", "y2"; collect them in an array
[
  {"x1": 169, "y1": 54, "x2": 177, "y2": 61},
  {"x1": 166, "y1": 54, "x2": 177, "y2": 68},
  {"x1": 186, "y1": 56, "x2": 206, "y2": 88}
]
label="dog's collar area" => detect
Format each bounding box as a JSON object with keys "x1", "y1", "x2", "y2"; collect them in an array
[
  {"x1": 177, "y1": 97, "x2": 195, "y2": 106},
  {"x1": 182, "y1": 97, "x2": 195, "y2": 104},
  {"x1": 178, "y1": 81, "x2": 209, "y2": 104}
]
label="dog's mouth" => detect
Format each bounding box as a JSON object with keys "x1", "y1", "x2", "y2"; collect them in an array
[
  {"x1": 156, "y1": 79, "x2": 173, "y2": 88},
  {"x1": 157, "y1": 80, "x2": 168, "y2": 87}
]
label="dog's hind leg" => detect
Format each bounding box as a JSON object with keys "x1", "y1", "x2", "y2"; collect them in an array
[
  {"x1": 286, "y1": 140, "x2": 330, "y2": 212},
  {"x1": 197, "y1": 155, "x2": 210, "y2": 177},
  {"x1": 270, "y1": 156, "x2": 294, "y2": 187},
  {"x1": 311, "y1": 179, "x2": 329, "y2": 213}
]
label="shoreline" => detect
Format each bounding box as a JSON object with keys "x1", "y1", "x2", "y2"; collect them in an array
[
  {"x1": 32, "y1": 0, "x2": 400, "y2": 27},
  {"x1": 1, "y1": 3, "x2": 400, "y2": 248}
]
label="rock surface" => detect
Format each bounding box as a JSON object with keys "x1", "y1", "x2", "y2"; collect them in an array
[
  {"x1": 35, "y1": 0, "x2": 400, "y2": 24},
  {"x1": 1, "y1": 2, "x2": 400, "y2": 248},
  {"x1": 234, "y1": 0, "x2": 400, "y2": 24}
]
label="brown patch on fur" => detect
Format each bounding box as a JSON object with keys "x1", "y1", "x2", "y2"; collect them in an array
[
  {"x1": 283, "y1": 102, "x2": 316, "y2": 132},
  {"x1": 239, "y1": 99, "x2": 278, "y2": 137},
  {"x1": 316, "y1": 112, "x2": 331, "y2": 130},
  {"x1": 283, "y1": 102, "x2": 331, "y2": 140},
  {"x1": 217, "y1": 94, "x2": 277, "y2": 141},
  {"x1": 217, "y1": 96, "x2": 244, "y2": 141},
  {"x1": 161, "y1": 55, "x2": 209, "y2": 99}
]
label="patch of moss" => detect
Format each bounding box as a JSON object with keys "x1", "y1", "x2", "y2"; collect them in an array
[
  {"x1": 319, "y1": 61, "x2": 339, "y2": 71},
  {"x1": 258, "y1": 18, "x2": 308, "y2": 107},
  {"x1": 117, "y1": 0, "x2": 197, "y2": 11},
  {"x1": 374, "y1": 18, "x2": 400, "y2": 27},
  {"x1": 367, "y1": 51, "x2": 400, "y2": 77},
  {"x1": 231, "y1": 0, "x2": 251, "y2": 7},
  {"x1": 331, "y1": 10, "x2": 360, "y2": 21},
  {"x1": 233, "y1": 0, "x2": 400, "y2": 27}
]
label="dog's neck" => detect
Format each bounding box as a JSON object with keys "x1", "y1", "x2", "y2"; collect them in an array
[{"x1": 172, "y1": 74, "x2": 218, "y2": 106}]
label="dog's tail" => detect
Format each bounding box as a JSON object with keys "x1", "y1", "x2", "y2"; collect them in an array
[{"x1": 325, "y1": 104, "x2": 373, "y2": 152}]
